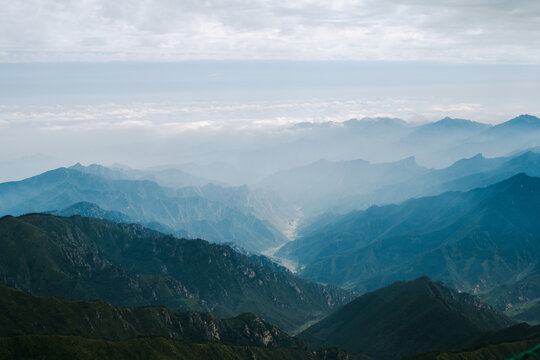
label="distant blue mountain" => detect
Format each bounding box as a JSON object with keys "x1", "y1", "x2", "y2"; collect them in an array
[
  {"x1": 490, "y1": 114, "x2": 540, "y2": 132},
  {"x1": 418, "y1": 117, "x2": 491, "y2": 131},
  {"x1": 279, "y1": 174, "x2": 540, "y2": 298},
  {"x1": 0, "y1": 166, "x2": 289, "y2": 252},
  {"x1": 327, "y1": 150, "x2": 540, "y2": 213},
  {"x1": 47, "y1": 201, "x2": 132, "y2": 223},
  {"x1": 259, "y1": 156, "x2": 429, "y2": 216}
]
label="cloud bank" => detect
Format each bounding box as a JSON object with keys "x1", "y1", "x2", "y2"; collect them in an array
[{"x1": 2, "y1": 0, "x2": 540, "y2": 62}]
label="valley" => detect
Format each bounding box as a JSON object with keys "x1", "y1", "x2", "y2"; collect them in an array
[{"x1": 2, "y1": 69, "x2": 540, "y2": 359}]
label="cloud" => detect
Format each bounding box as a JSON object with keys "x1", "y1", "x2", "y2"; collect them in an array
[
  {"x1": 430, "y1": 103, "x2": 482, "y2": 112},
  {"x1": 1, "y1": 0, "x2": 539, "y2": 63}
]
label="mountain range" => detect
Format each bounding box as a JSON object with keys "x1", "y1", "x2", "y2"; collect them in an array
[
  {"x1": 2, "y1": 114, "x2": 540, "y2": 359},
  {"x1": 0, "y1": 285, "x2": 366, "y2": 360},
  {"x1": 299, "y1": 277, "x2": 540, "y2": 360},
  {"x1": 278, "y1": 174, "x2": 540, "y2": 304},
  {"x1": 259, "y1": 149, "x2": 540, "y2": 218},
  {"x1": 0, "y1": 213, "x2": 354, "y2": 333},
  {"x1": 0, "y1": 164, "x2": 297, "y2": 253},
  {"x1": 259, "y1": 156, "x2": 429, "y2": 216},
  {"x1": 2, "y1": 212, "x2": 539, "y2": 359}
]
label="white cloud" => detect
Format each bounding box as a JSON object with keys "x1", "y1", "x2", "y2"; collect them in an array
[
  {"x1": 1, "y1": 0, "x2": 539, "y2": 62},
  {"x1": 430, "y1": 103, "x2": 482, "y2": 112}
]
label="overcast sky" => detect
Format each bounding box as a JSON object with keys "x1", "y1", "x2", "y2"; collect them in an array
[{"x1": 2, "y1": 0, "x2": 540, "y2": 63}]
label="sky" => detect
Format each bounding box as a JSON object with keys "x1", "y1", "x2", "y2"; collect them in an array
[
  {"x1": 2, "y1": 0, "x2": 540, "y2": 63},
  {"x1": 1, "y1": 1, "x2": 540, "y2": 180}
]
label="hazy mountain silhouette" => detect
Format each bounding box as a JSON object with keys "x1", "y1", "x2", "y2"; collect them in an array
[{"x1": 279, "y1": 174, "x2": 540, "y2": 296}]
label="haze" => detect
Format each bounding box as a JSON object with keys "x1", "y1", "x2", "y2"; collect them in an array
[{"x1": 1, "y1": 1, "x2": 540, "y2": 182}]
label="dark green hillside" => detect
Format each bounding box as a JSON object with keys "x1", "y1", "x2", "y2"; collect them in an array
[
  {"x1": 299, "y1": 277, "x2": 517, "y2": 360},
  {"x1": 482, "y1": 270, "x2": 540, "y2": 323},
  {"x1": 0, "y1": 285, "x2": 298, "y2": 348},
  {"x1": 0, "y1": 335, "x2": 366, "y2": 360},
  {"x1": 404, "y1": 338, "x2": 540, "y2": 360},
  {"x1": 0, "y1": 214, "x2": 354, "y2": 333},
  {"x1": 0, "y1": 285, "x2": 367, "y2": 360},
  {"x1": 280, "y1": 174, "x2": 540, "y2": 294}
]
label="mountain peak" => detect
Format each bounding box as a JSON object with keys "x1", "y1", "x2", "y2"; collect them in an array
[
  {"x1": 427, "y1": 117, "x2": 488, "y2": 129},
  {"x1": 494, "y1": 114, "x2": 540, "y2": 129},
  {"x1": 510, "y1": 114, "x2": 540, "y2": 123},
  {"x1": 300, "y1": 277, "x2": 514, "y2": 360},
  {"x1": 398, "y1": 155, "x2": 417, "y2": 165},
  {"x1": 70, "y1": 162, "x2": 84, "y2": 169},
  {"x1": 344, "y1": 117, "x2": 407, "y2": 128}
]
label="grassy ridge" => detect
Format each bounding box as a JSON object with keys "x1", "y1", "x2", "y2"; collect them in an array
[{"x1": 0, "y1": 335, "x2": 366, "y2": 360}]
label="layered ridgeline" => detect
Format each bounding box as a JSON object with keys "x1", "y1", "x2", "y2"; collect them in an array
[
  {"x1": 0, "y1": 163, "x2": 299, "y2": 253},
  {"x1": 259, "y1": 148, "x2": 540, "y2": 217},
  {"x1": 259, "y1": 156, "x2": 429, "y2": 216},
  {"x1": 0, "y1": 214, "x2": 354, "y2": 333},
  {"x1": 336, "y1": 149, "x2": 540, "y2": 213},
  {"x1": 0, "y1": 285, "x2": 367, "y2": 360},
  {"x1": 278, "y1": 174, "x2": 540, "y2": 298},
  {"x1": 299, "y1": 277, "x2": 540, "y2": 360},
  {"x1": 246, "y1": 114, "x2": 540, "y2": 176},
  {"x1": 71, "y1": 162, "x2": 298, "y2": 235}
]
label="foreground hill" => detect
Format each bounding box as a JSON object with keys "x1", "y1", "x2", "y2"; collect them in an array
[
  {"x1": 0, "y1": 285, "x2": 298, "y2": 348},
  {"x1": 0, "y1": 335, "x2": 365, "y2": 360},
  {"x1": 0, "y1": 165, "x2": 293, "y2": 252},
  {"x1": 299, "y1": 277, "x2": 534, "y2": 360},
  {"x1": 0, "y1": 285, "x2": 367, "y2": 360},
  {"x1": 279, "y1": 174, "x2": 540, "y2": 295},
  {"x1": 0, "y1": 214, "x2": 354, "y2": 333}
]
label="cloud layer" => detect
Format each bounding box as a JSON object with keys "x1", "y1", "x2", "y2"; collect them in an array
[{"x1": 2, "y1": 0, "x2": 540, "y2": 62}]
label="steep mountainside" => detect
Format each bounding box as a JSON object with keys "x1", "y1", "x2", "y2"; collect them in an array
[
  {"x1": 0, "y1": 166, "x2": 291, "y2": 252},
  {"x1": 299, "y1": 277, "x2": 519, "y2": 360},
  {"x1": 0, "y1": 286, "x2": 367, "y2": 360},
  {"x1": 279, "y1": 174, "x2": 540, "y2": 295},
  {"x1": 482, "y1": 269, "x2": 540, "y2": 323},
  {"x1": 0, "y1": 285, "x2": 298, "y2": 348},
  {"x1": 0, "y1": 214, "x2": 354, "y2": 333}
]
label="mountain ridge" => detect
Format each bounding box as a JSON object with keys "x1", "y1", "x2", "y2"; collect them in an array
[
  {"x1": 279, "y1": 173, "x2": 540, "y2": 297},
  {"x1": 299, "y1": 277, "x2": 522, "y2": 360},
  {"x1": 0, "y1": 213, "x2": 355, "y2": 333}
]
